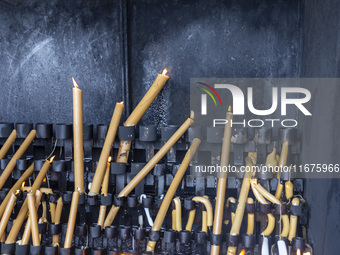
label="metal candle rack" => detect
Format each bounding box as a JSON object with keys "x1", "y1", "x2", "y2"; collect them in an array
[{"x1": 0, "y1": 122, "x2": 312, "y2": 255}]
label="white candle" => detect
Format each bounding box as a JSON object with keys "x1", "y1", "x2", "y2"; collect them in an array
[
  {"x1": 277, "y1": 240, "x2": 288, "y2": 255},
  {"x1": 261, "y1": 236, "x2": 270, "y2": 255}
]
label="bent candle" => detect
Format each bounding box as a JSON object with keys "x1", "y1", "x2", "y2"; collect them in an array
[
  {"x1": 117, "y1": 69, "x2": 169, "y2": 164},
  {"x1": 89, "y1": 102, "x2": 124, "y2": 196},
  {"x1": 72, "y1": 77, "x2": 84, "y2": 193},
  {"x1": 0, "y1": 129, "x2": 36, "y2": 189}
]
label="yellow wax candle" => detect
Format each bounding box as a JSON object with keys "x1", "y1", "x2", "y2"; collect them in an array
[
  {"x1": 6, "y1": 156, "x2": 54, "y2": 244},
  {"x1": 146, "y1": 138, "x2": 200, "y2": 252},
  {"x1": 64, "y1": 190, "x2": 80, "y2": 248},
  {"x1": 72, "y1": 78, "x2": 84, "y2": 193},
  {"x1": 52, "y1": 197, "x2": 63, "y2": 245},
  {"x1": 0, "y1": 193, "x2": 16, "y2": 239},
  {"x1": 227, "y1": 154, "x2": 257, "y2": 255},
  {"x1": 0, "y1": 129, "x2": 36, "y2": 189},
  {"x1": 97, "y1": 157, "x2": 112, "y2": 228},
  {"x1": 173, "y1": 197, "x2": 182, "y2": 231},
  {"x1": 0, "y1": 163, "x2": 34, "y2": 218},
  {"x1": 192, "y1": 196, "x2": 213, "y2": 228},
  {"x1": 89, "y1": 101, "x2": 124, "y2": 196},
  {"x1": 261, "y1": 213, "x2": 275, "y2": 236},
  {"x1": 0, "y1": 129, "x2": 16, "y2": 159},
  {"x1": 117, "y1": 69, "x2": 169, "y2": 164},
  {"x1": 246, "y1": 198, "x2": 254, "y2": 235},
  {"x1": 27, "y1": 192, "x2": 40, "y2": 246},
  {"x1": 211, "y1": 107, "x2": 233, "y2": 255},
  {"x1": 104, "y1": 116, "x2": 194, "y2": 227},
  {"x1": 288, "y1": 198, "x2": 300, "y2": 241},
  {"x1": 255, "y1": 184, "x2": 281, "y2": 205}
]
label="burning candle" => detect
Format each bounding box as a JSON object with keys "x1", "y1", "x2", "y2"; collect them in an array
[
  {"x1": 27, "y1": 192, "x2": 40, "y2": 246},
  {"x1": 146, "y1": 138, "x2": 200, "y2": 252},
  {"x1": 89, "y1": 102, "x2": 124, "y2": 196},
  {"x1": 0, "y1": 129, "x2": 36, "y2": 189},
  {"x1": 117, "y1": 69, "x2": 169, "y2": 164},
  {"x1": 0, "y1": 129, "x2": 16, "y2": 159},
  {"x1": 0, "y1": 192, "x2": 17, "y2": 239},
  {"x1": 0, "y1": 163, "x2": 34, "y2": 218},
  {"x1": 227, "y1": 153, "x2": 257, "y2": 255},
  {"x1": 72, "y1": 78, "x2": 84, "y2": 193},
  {"x1": 5, "y1": 156, "x2": 54, "y2": 244},
  {"x1": 64, "y1": 190, "x2": 80, "y2": 248},
  {"x1": 211, "y1": 107, "x2": 233, "y2": 255}
]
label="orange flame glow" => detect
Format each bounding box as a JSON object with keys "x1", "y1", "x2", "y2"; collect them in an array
[
  {"x1": 49, "y1": 155, "x2": 56, "y2": 163},
  {"x1": 303, "y1": 252, "x2": 311, "y2": 255},
  {"x1": 15, "y1": 190, "x2": 20, "y2": 195},
  {"x1": 108, "y1": 156, "x2": 112, "y2": 163},
  {"x1": 119, "y1": 101, "x2": 124, "y2": 104},
  {"x1": 239, "y1": 250, "x2": 245, "y2": 255},
  {"x1": 43, "y1": 178, "x2": 47, "y2": 183},
  {"x1": 297, "y1": 249, "x2": 301, "y2": 255},
  {"x1": 162, "y1": 69, "x2": 168, "y2": 75},
  {"x1": 72, "y1": 77, "x2": 79, "y2": 88},
  {"x1": 21, "y1": 181, "x2": 25, "y2": 190}
]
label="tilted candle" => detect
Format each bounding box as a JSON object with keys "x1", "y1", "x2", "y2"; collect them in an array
[
  {"x1": 64, "y1": 190, "x2": 80, "y2": 248},
  {"x1": 27, "y1": 192, "x2": 40, "y2": 246},
  {"x1": 0, "y1": 193, "x2": 16, "y2": 239},
  {"x1": 0, "y1": 129, "x2": 36, "y2": 189},
  {"x1": 97, "y1": 157, "x2": 112, "y2": 228},
  {"x1": 0, "y1": 129, "x2": 16, "y2": 159},
  {"x1": 72, "y1": 78, "x2": 84, "y2": 193},
  {"x1": 211, "y1": 107, "x2": 233, "y2": 255},
  {"x1": 89, "y1": 102, "x2": 124, "y2": 196}
]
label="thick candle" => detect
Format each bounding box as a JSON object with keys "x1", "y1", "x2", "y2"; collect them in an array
[
  {"x1": 64, "y1": 190, "x2": 80, "y2": 248},
  {"x1": 89, "y1": 102, "x2": 124, "y2": 196},
  {"x1": 0, "y1": 163, "x2": 34, "y2": 218},
  {"x1": 72, "y1": 78, "x2": 84, "y2": 193},
  {"x1": 0, "y1": 193, "x2": 16, "y2": 239},
  {"x1": 0, "y1": 129, "x2": 36, "y2": 189},
  {"x1": 27, "y1": 192, "x2": 40, "y2": 246},
  {"x1": 211, "y1": 107, "x2": 233, "y2": 255},
  {"x1": 5, "y1": 156, "x2": 53, "y2": 244},
  {"x1": 117, "y1": 69, "x2": 169, "y2": 164},
  {"x1": 0, "y1": 129, "x2": 16, "y2": 159}
]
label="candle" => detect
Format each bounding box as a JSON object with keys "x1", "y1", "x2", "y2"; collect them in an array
[
  {"x1": 64, "y1": 190, "x2": 80, "y2": 248},
  {"x1": 277, "y1": 240, "x2": 288, "y2": 255},
  {"x1": 227, "y1": 154, "x2": 257, "y2": 255},
  {"x1": 0, "y1": 129, "x2": 36, "y2": 189},
  {"x1": 173, "y1": 197, "x2": 182, "y2": 231},
  {"x1": 145, "y1": 138, "x2": 200, "y2": 252},
  {"x1": 250, "y1": 179, "x2": 268, "y2": 204},
  {"x1": 0, "y1": 129, "x2": 16, "y2": 159},
  {"x1": 97, "y1": 157, "x2": 112, "y2": 228},
  {"x1": 185, "y1": 209, "x2": 196, "y2": 231},
  {"x1": 211, "y1": 107, "x2": 233, "y2": 255},
  {"x1": 281, "y1": 214, "x2": 290, "y2": 237},
  {"x1": 72, "y1": 78, "x2": 84, "y2": 193},
  {"x1": 52, "y1": 197, "x2": 63, "y2": 244},
  {"x1": 0, "y1": 163, "x2": 34, "y2": 218},
  {"x1": 104, "y1": 116, "x2": 194, "y2": 227},
  {"x1": 253, "y1": 183, "x2": 281, "y2": 205},
  {"x1": 172, "y1": 209, "x2": 177, "y2": 230},
  {"x1": 0, "y1": 193, "x2": 16, "y2": 239},
  {"x1": 117, "y1": 69, "x2": 169, "y2": 164},
  {"x1": 192, "y1": 196, "x2": 213, "y2": 229},
  {"x1": 285, "y1": 180, "x2": 294, "y2": 200},
  {"x1": 27, "y1": 192, "x2": 40, "y2": 246},
  {"x1": 261, "y1": 236, "x2": 270, "y2": 255},
  {"x1": 89, "y1": 102, "x2": 124, "y2": 196},
  {"x1": 246, "y1": 197, "x2": 254, "y2": 235},
  {"x1": 288, "y1": 198, "x2": 300, "y2": 241},
  {"x1": 5, "y1": 156, "x2": 54, "y2": 244},
  {"x1": 275, "y1": 141, "x2": 289, "y2": 199},
  {"x1": 261, "y1": 213, "x2": 275, "y2": 235},
  {"x1": 21, "y1": 190, "x2": 42, "y2": 245}
]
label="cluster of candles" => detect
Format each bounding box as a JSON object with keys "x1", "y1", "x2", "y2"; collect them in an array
[{"x1": 0, "y1": 69, "x2": 312, "y2": 255}]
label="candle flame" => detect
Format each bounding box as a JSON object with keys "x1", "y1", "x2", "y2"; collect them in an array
[
  {"x1": 43, "y1": 177, "x2": 47, "y2": 183},
  {"x1": 251, "y1": 178, "x2": 257, "y2": 185},
  {"x1": 190, "y1": 110, "x2": 195, "y2": 119},
  {"x1": 297, "y1": 249, "x2": 301, "y2": 255},
  {"x1": 239, "y1": 250, "x2": 245, "y2": 255},
  {"x1": 162, "y1": 69, "x2": 168, "y2": 75},
  {"x1": 303, "y1": 253, "x2": 311, "y2": 255},
  {"x1": 49, "y1": 155, "x2": 56, "y2": 163},
  {"x1": 108, "y1": 156, "x2": 112, "y2": 163},
  {"x1": 21, "y1": 181, "x2": 25, "y2": 190},
  {"x1": 15, "y1": 190, "x2": 20, "y2": 195},
  {"x1": 119, "y1": 101, "x2": 124, "y2": 104},
  {"x1": 72, "y1": 77, "x2": 79, "y2": 88}
]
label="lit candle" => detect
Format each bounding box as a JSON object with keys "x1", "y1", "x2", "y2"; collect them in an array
[
  {"x1": 27, "y1": 192, "x2": 40, "y2": 246},
  {"x1": 145, "y1": 138, "x2": 200, "y2": 252},
  {"x1": 211, "y1": 107, "x2": 233, "y2": 255},
  {"x1": 104, "y1": 115, "x2": 194, "y2": 227},
  {"x1": 72, "y1": 77, "x2": 84, "y2": 193},
  {"x1": 117, "y1": 69, "x2": 169, "y2": 164},
  {"x1": 89, "y1": 101, "x2": 124, "y2": 196},
  {"x1": 0, "y1": 129, "x2": 16, "y2": 159},
  {"x1": 64, "y1": 190, "x2": 80, "y2": 248},
  {"x1": 5, "y1": 156, "x2": 54, "y2": 244},
  {"x1": 0, "y1": 129, "x2": 36, "y2": 189},
  {"x1": 227, "y1": 153, "x2": 257, "y2": 255},
  {"x1": 97, "y1": 157, "x2": 112, "y2": 228},
  {"x1": 0, "y1": 163, "x2": 34, "y2": 218},
  {"x1": 0, "y1": 193, "x2": 16, "y2": 239}
]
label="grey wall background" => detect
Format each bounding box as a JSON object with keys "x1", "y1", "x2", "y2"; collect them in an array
[{"x1": 0, "y1": 0, "x2": 339, "y2": 253}]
